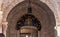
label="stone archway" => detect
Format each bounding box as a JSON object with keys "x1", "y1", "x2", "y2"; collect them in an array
[{"x1": 6, "y1": 0, "x2": 56, "y2": 37}]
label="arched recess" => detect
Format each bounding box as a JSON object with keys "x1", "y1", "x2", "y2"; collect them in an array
[{"x1": 6, "y1": 0, "x2": 56, "y2": 37}]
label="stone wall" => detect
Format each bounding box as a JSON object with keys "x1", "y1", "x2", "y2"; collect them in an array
[
  {"x1": 6, "y1": 0, "x2": 56, "y2": 37},
  {"x1": 0, "y1": 0, "x2": 60, "y2": 37}
]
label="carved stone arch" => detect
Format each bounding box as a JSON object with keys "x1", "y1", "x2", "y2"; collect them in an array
[{"x1": 6, "y1": 0, "x2": 56, "y2": 37}]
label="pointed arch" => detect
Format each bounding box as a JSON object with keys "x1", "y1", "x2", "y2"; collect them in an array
[{"x1": 6, "y1": 0, "x2": 56, "y2": 37}]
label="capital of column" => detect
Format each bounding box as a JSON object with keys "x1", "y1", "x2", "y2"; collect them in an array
[{"x1": 2, "y1": 21, "x2": 8, "y2": 25}]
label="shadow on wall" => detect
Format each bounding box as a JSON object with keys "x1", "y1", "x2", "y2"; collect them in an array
[{"x1": 0, "y1": 33, "x2": 5, "y2": 37}]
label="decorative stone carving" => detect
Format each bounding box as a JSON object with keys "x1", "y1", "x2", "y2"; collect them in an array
[{"x1": 6, "y1": 0, "x2": 56, "y2": 37}]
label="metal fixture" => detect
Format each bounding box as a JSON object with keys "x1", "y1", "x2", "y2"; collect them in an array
[{"x1": 16, "y1": 0, "x2": 41, "y2": 37}]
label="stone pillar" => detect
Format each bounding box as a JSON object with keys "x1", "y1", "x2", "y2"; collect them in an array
[
  {"x1": 0, "y1": 0, "x2": 3, "y2": 34},
  {"x1": 2, "y1": 21, "x2": 8, "y2": 37},
  {"x1": 0, "y1": 11, "x2": 3, "y2": 33}
]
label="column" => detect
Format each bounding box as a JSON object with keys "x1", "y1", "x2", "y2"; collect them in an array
[
  {"x1": 0, "y1": 11, "x2": 3, "y2": 33},
  {"x1": 2, "y1": 21, "x2": 8, "y2": 37},
  {"x1": 0, "y1": 0, "x2": 5, "y2": 37}
]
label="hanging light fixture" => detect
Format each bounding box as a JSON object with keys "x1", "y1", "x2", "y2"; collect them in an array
[
  {"x1": 16, "y1": 14, "x2": 41, "y2": 37},
  {"x1": 27, "y1": 0, "x2": 32, "y2": 13}
]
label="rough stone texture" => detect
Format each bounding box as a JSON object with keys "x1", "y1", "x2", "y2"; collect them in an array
[
  {"x1": 0, "y1": 0, "x2": 60, "y2": 37},
  {"x1": 1, "y1": 0, "x2": 60, "y2": 26},
  {"x1": 40, "y1": 0, "x2": 60, "y2": 26},
  {"x1": 6, "y1": 0, "x2": 56, "y2": 37}
]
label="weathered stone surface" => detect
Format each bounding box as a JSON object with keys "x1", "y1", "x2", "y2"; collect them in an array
[
  {"x1": 6, "y1": 0, "x2": 56, "y2": 37},
  {"x1": 0, "y1": 0, "x2": 60, "y2": 37}
]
